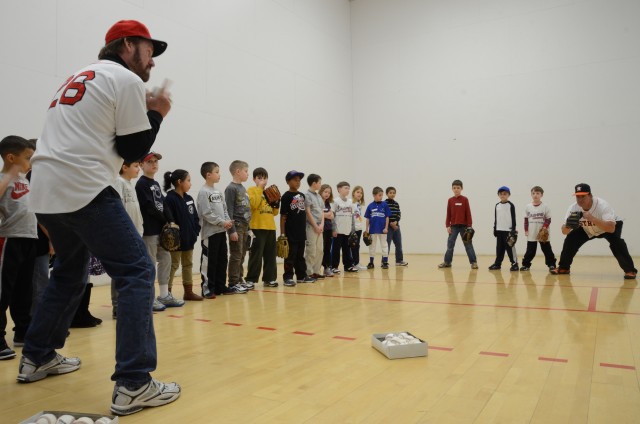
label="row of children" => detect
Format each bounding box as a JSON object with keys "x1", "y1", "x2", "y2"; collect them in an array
[{"x1": 439, "y1": 179, "x2": 556, "y2": 272}]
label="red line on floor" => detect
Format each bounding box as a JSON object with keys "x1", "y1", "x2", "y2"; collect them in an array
[
  {"x1": 293, "y1": 331, "x2": 314, "y2": 336},
  {"x1": 600, "y1": 362, "x2": 636, "y2": 370},
  {"x1": 479, "y1": 351, "x2": 509, "y2": 357},
  {"x1": 224, "y1": 322, "x2": 242, "y2": 326},
  {"x1": 430, "y1": 346, "x2": 454, "y2": 351},
  {"x1": 538, "y1": 356, "x2": 568, "y2": 363},
  {"x1": 167, "y1": 315, "x2": 183, "y2": 318},
  {"x1": 588, "y1": 287, "x2": 598, "y2": 312},
  {"x1": 257, "y1": 326, "x2": 276, "y2": 331},
  {"x1": 257, "y1": 289, "x2": 640, "y2": 316},
  {"x1": 333, "y1": 336, "x2": 356, "y2": 341},
  {"x1": 194, "y1": 319, "x2": 211, "y2": 322}
]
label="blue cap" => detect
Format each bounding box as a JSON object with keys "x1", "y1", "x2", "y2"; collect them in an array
[
  {"x1": 497, "y1": 186, "x2": 510, "y2": 194},
  {"x1": 285, "y1": 170, "x2": 304, "y2": 182}
]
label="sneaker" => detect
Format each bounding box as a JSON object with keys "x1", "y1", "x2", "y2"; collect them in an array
[
  {"x1": 311, "y1": 273, "x2": 325, "y2": 280},
  {"x1": 298, "y1": 276, "x2": 316, "y2": 283},
  {"x1": 471, "y1": 263, "x2": 478, "y2": 270},
  {"x1": 438, "y1": 262, "x2": 451, "y2": 268},
  {"x1": 110, "y1": 378, "x2": 181, "y2": 416},
  {"x1": 381, "y1": 263, "x2": 389, "y2": 269},
  {"x1": 331, "y1": 268, "x2": 341, "y2": 274},
  {"x1": 264, "y1": 281, "x2": 279, "y2": 287},
  {"x1": 357, "y1": 264, "x2": 368, "y2": 270},
  {"x1": 488, "y1": 264, "x2": 501, "y2": 270},
  {"x1": 367, "y1": 263, "x2": 374, "y2": 269},
  {"x1": 218, "y1": 288, "x2": 235, "y2": 295},
  {"x1": 153, "y1": 298, "x2": 168, "y2": 311},
  {"x1": 17, "y1": 353, "x2": 81, "y2": 382},
  {"x1": 242, "y1": 281, "x2": 256, "y2": 290},
  {"x1": 396, "y1": 261, "x2": 409, "y2": 267},
  {"x1": 0, "y1": 346, "x2": 16, "y2": 360},
  {"x1": 520, "y1": 266, "x2": 530, "y2": 271},
  {"x1": 283, "y1": 279, "x2": 296, "y2": 287},
  {"x1": 345, "y1": 266, "x2": 359, "y2": 273},
  {"x1": 229, "y1": 284, "x2": 248, "y2": 294},
  {"x1": 324, "y1": 268, "x2": 334, "y2": 277},
  {"x1": 548, "y1": 266, "x2": 557, "y2": 272},
  {"x1": 157, "y1": 293, "x2": 184, "y2": 308},
  {"x1": 510, "y1": 263, "x2": 519, "y2": 272},
  {"x1": 550, "y1": 268, "x2": 570, "y2": 275},
  {"x1": 624, "y1": 272, "x2": 637, "y2": 280}
]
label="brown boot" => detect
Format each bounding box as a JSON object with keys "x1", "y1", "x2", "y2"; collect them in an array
[{"x1": 183, "y1": 285, "x2": 203, "y2": 301}]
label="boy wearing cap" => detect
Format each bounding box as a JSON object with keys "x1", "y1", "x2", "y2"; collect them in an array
[
  {"x1": 281, "y1": 171, "x2": 315, "y2": 286},
  {"x1": 489, "y1": 186, "x2": 519, "y2": 271},
  {"x1": 551, "y1": 183, "x2": 637, "y2": 279},
  {"x1": 21, "y1": 20, "x2": 180, "y2": 415},
  {"x1": 136, "y1": 152, "x2": 183, "y2": 309}
]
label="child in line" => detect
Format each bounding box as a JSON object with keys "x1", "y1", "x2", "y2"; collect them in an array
[
  {"x1": 197, "y1": 162, "x2": 234, "y2": 297},
  {"x1": 305, "y1": 174, "x2": 325, "y2": 280},
  {"x1": 351, "y1": 186, "x2": 366, "y2": 270},
  {"x1": 332, "y1": 181, "x2": 358, "y2": 273},
  {"x1": 225, "y1": 160, "x2": 251, "y2": 293},
  {"x1": 521, "y1": 186, "x2": 557, "y2": 271},
  {"x1": 439, "y1": 179, "x2": 477, "y2": 269},
  {"x1": 111, "y1": 160, "x2": 152, "y2": 317},
  {"x1": 385, "y1": 186, "x2": 408, "y2": 266},
  {"x1": 280, "y1": 170, "x2": 314, "y2": 286},
  {"x1": 246, "y1": 167, "x2": 279, "y2": 288},
  {"x1": 364, "y1": 186, "x2": 391, "y2": 269},
  {"x1": 320, "y1": 184, "x2": 335, "y2": 277},
  {"x1": 136, "y1": 152, "x2": 183, "y2": 308},
  {"x1": 163, "y1": 169, "x2": 202, "y2": 301},
  {"x1": 490, "y1": 186, "x2": 519, "y2": 271},
  {"x1": 0, "y1": 136, "x2": 36, "y2": 359}
]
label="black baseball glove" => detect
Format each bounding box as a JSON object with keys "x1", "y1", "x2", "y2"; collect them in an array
[
  {"x1": 506, "y1": 230, "x2": 518, "y2": 247},
  {"x1": 462, "y1": 227, "x2": 475, "y2": 244},
  {"x1": 565, "y1": 211, "x2": 583, "y2": 230},
  {"x1": 160, "y1": 222, "x2": 181, "y2": 251}
]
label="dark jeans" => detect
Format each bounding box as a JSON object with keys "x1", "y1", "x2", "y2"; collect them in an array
[
  {"x1": 25, "y1": 187, "x2": 156, "y2": 387},
  {"x1": 494, "y1": 230, "x2": 517, "y2": 265},
  {"x1": 0, "y1": 238, "x2": 36, "y2": 343},
  {"x1": 443, "y1": 225, "x2": 476, "y2": 264},
  {"x1": 246, "y1": 229, "x2": 277, "y2": 283},
  {"x1": 283, "y1": 239, "x2": 306, "y2": 280},
  {"x1": 350, "y1": 230, "x2": 362, "y2": 265},
  {"x1": 322, "y1": 230, "x2": 333, "y2": 268},
  {"x1": 331, "y1": 234, "x2": 353, "y2": 270},
  {"x1": 558, "y1": 221, "x2": 637, "y2": 272},
  {"x1": 200, "y1": 232, "x2": 228, "y2": 295},
  {"x1": 522, "y1": 241, "x2": 556, "y2": 268},
  {"x1": 387, "y1": 224, "x2": 404, "y2": 263}
]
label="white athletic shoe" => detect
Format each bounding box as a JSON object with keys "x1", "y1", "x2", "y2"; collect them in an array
[
  {"x1": 111, "y1": 378, "x2": 181, "y2": 416},
  {"x1": 17, "y1": 353, "x2": 81, "y2": 383}
]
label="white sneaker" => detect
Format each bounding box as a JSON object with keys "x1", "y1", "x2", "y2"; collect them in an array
[
  {"x1": 357, "y1": 264, "x2": 368, "y2": 270},
  {"x1": 241, "y1": 281, "x2": 255, "y2": 290},
  {"x1": 111, "y1": 378, "x2": 181, "y2": 416},
  {"x1": 17, "y1": 353, "x2": 81, "y2": 383},
  {"x1": 157, "y1": 293, "x2": 185, "y2": 307}
]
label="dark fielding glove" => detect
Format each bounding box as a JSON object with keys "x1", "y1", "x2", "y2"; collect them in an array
[
  {"x1": 506, "y1": 230, "x2": 518, "y2": 247},
  {"x1": 160, "y1": 222, "x2": 181, "y2": 251},
  {"x1": 565, "y1": 211, "x2": 583, "y2": 230},
  {"x1": 462, "y1": 227, "x2": 475, "y2": 244},
  {"x1": 363, "y1": 231, "x2": 372, "y2": 246}
]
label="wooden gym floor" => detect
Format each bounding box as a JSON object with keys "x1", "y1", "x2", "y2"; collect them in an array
[{"x1": 1, "y1": 254, "x2": 639, "y2": 423}]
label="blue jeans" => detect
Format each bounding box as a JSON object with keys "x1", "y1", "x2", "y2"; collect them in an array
[
  {"x1": 387, "y1": 225, "x2": 404, "y2": 262},
  {"x1": 444, "y1": 225, "x2": 477, "y2": 264},
  {"x1": 24, "y1": 187, "x2": 156, "y2": 388}
]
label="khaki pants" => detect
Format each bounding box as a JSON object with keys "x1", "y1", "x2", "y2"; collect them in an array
[
  {"x1": 305, "y1": 226, "x2": 323, "y2": 275},
  {"x1": 169, "y1": 250, "x2": 194, "y2": 289}
]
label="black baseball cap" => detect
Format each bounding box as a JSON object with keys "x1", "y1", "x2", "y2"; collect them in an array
[
  {"x1": 573, "y1": 183, "x2": 591, "y2": 196},
  {"x1": 285, "y1": 170, "x2": 304, "y2": 182}
]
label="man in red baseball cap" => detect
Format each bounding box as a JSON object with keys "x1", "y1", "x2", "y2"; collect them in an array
[{"x1": 22, "y1": 19, "x2": 179, "y2": 415}]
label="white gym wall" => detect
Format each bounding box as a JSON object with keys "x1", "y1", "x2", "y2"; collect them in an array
[{"x1": 1, "y1": 0, "x2": 638, "y2": 256}]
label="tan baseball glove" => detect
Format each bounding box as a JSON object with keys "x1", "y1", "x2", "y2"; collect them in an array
[{"x1": 536, "y1": 227, "x2": 550, "y2": 243}]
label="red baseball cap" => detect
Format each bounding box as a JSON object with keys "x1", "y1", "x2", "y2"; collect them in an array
[{"x1": 105, "y1": 20, "x2": 167, "y2": 57}]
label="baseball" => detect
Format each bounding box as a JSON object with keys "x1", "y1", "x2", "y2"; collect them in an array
[
  {"x1": 94, "y1": 418, "x2": 111, "y2": 424},
  {"x1": 72, "y1": 417, "x2": 94, "y2": 424},
  {"x1": 36, "y1": 414, "x2": 57, "y2": 424},
  {"x1": 55, "y1": 415, "x2": 75, "y2": 424}
]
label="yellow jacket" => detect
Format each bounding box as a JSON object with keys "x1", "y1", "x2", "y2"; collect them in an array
[{"x1": 248, "y1": 186, "x2": 279, "y2": 230}]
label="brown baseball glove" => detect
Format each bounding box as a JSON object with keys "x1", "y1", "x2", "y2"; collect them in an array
[
  {"x1": 536, "y1": 227, "x2": 549, "y2": 243},
  {"x1": 160, "y1": 222, "x2": 181, "y2": 251},
  {"x1": 363, "y1": 231, "x2": 372, "y2": 246},
  {"x1": 263, "y1": 184, "x2": 281, "y2": 209},
  {"x1": 277, "y1": 234, "x2": 289, "y2": 258}
]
